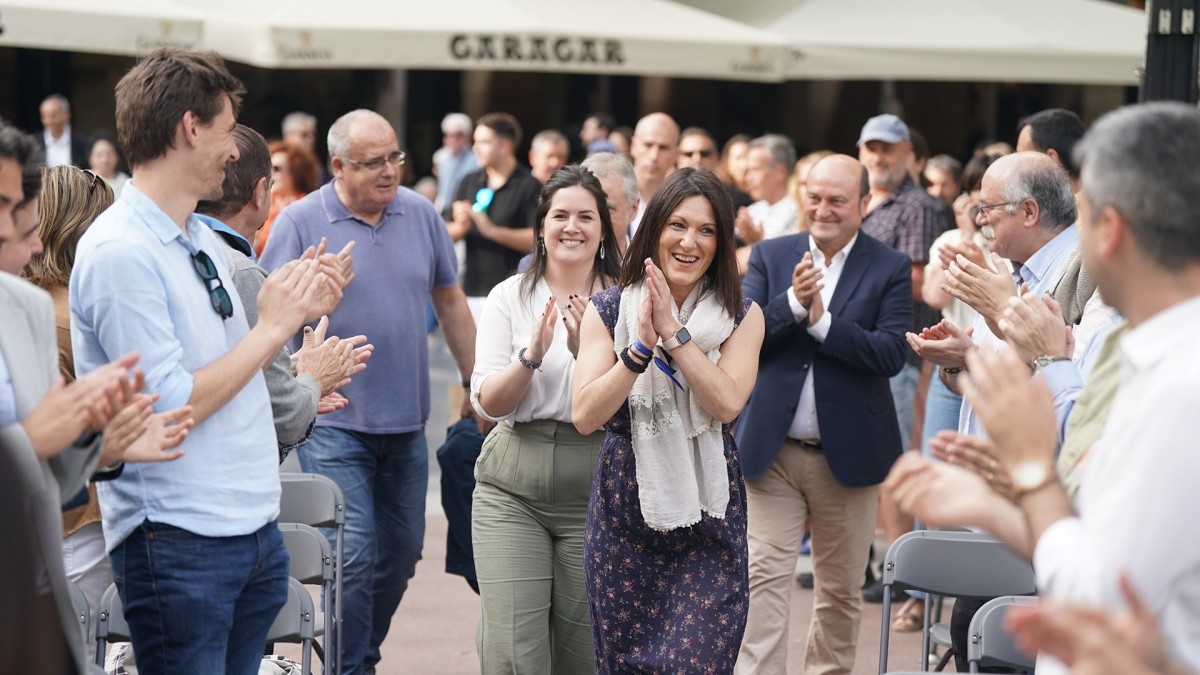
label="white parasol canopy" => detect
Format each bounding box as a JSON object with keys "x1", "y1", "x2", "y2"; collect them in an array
[
  {"x1": 182, "y1": 0, "x2": 786, "y2": 81},
  {"x1": 0, "y1": 0, "x2": 203, "y2": 57}
]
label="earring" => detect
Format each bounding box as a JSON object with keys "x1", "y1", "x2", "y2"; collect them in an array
[
  {"x1": 539, "y1": 238, "x2": 546, "y2": 255},
  {"x1": 600, "y1": 243, "x2": 606, "y2": 260}
]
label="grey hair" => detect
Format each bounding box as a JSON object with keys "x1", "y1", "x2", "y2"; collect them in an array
[
  {"x1": 999, "y1": 156, "x2": 1076, "y2": 231},
  {"x1": 1075, "y1": 102, "x2": 1200, "y2": 269},
  {"x1": 42, "y1": 94, "x2": 70, "y2": 114},
  {"x1": 531, "y1": 129, "x2": 568, "y2": 150},
  {"x1": 327, "y1": 109, "x2": 388, "y2": 159},
  {"x1": 749, "y1": 134, "x2": 796, "y2": 176},
  {"x1": 441, "y1": 112, "x2": 472, "y2": 136},
  {"x1": 282, "y1": 111, "x2": 316, "y2": 134},
  {"x1": 581, "y1": 152, "x2": 638, "y2": 207},
  {"x1": 926, "y1": 154, "x2": 962, "y2": 179}
]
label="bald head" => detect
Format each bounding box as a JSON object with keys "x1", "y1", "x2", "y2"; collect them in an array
[
  {"x1": 805, "y1": 154, "x2": 870, "y2": 256},
  {"x1": 631, "y1": 112, "x2": 680, "y2": 195},
  {"x1": 328, "y1": 109, "x2": 394, "y2": 158}
]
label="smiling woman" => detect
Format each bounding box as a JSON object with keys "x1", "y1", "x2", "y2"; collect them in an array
[
  {"x1": 468, "y1": 164, "x2": 621, "y2": 674},
  {"x1": 571, "y1": 167, "x2": 764, "y2": 673}
]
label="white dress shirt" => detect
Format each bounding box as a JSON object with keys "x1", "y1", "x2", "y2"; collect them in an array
[
  {"x1": 43, "y1": 127, "x2": 73, "y2": 168},
  {"x1": 748, "y1": 196, "x2": 799, "y2": 241},
  {"x1": 785, "y1": 233, "x2": 859, "y2": 441},
  {"x1": 471, "y1": 274, "x2": 577, "y2": 425},
  {"x1": 1031, "y1": 294, "x2": 1200, "y2": 675}
]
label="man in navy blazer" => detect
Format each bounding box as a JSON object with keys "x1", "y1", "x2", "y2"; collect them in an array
[{"x1": 735, "y1": 155, "x2": 912, "y2": 675}]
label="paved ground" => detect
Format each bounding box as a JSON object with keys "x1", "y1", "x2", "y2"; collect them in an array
[{"x1": 283, "y1": 335, "x2": 934, "y2": 674}]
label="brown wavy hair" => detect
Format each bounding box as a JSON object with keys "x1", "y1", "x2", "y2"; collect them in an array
[
  {"x1": 268, "y1": 139, "x2": 321, "y2": 195},
  {"x1": 25, "y1": 166, "x2": 115, "y2": 289}
]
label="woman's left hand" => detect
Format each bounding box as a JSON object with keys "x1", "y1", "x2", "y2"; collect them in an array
[
  {"x1": 643, "y1": 259, "x2": 682, "y2": 341},
  {"x1": 563, "y1": 294, "x2": 590, "y2": 359}
]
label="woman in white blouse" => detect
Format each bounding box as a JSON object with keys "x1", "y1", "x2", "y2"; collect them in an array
[{"x1": 470, "y1": 165, "x2": 622, "y2": 674}]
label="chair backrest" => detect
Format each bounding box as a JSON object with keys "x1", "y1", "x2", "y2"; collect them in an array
[
  {"x1": 267, "y1": 576, "x2": 316, "y2": 642},
  {"x1": 96, "y1": 583, "x2": 131, "y2": 643},
  {"x1": 883, "y1": 530, "x2": 1036, "y2": 599},
  {"x1": 67, "y1": 579, "x2": 89, "y2": 642},
  {"x1": 279, "y1": 522, "x2": 334, "y2": 585},
  {"x1": 279, "y1": 473, "x2": 345, "y2": 529},
  {"x1": 968, "y1": 595, "x2": 1038, "y2": 671}
]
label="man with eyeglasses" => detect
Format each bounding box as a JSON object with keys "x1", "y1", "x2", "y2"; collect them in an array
[
  {"x1": 434, "y1": 112, "x2": 477, "y2": 217},
  {"x1": 449, "y1": 111, "x2": 541, "y2": 321},
  {"x1": 261, "y1": 108, "x2": 479, "y2": 675},
  {"x1": 70, "y1": 49, "x2": 345, "y2": 673}
]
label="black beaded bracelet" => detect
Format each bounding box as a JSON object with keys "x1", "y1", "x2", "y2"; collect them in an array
[
  {"x1": 518, "y1": 347, "x2": 543, "y2": 370},
  {"x1": 619, "y1": 346, "x2": 650, "y2": 374}
]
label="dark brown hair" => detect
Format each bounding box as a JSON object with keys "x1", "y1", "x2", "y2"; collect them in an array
[
  {"x1": 476, "y1": 112, "x2": 523, "y2": 147},
  {"x1": 522, "y1": 164, "x2": 622, "y2": 300},
  {"x1": 267, "y1": 139, "x2": 321, "y2": 195},
  {"x1": 196, "y1": 124, "x2": 270, "y2": 219},
  {"x1": 618, "y1": 167, "x2": 741, "y2": 317},
  {"x1": 115, "y1": 49, "x2": 245, "y2": 167}
]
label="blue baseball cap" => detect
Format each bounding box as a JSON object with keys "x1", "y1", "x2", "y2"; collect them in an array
[{"x1": 857, "y1": 114, "x2": 911, "y2": 146}]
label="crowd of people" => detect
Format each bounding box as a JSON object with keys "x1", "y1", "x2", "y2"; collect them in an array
[{"x1": 2, "y1": 45, "x2": 1199, "y2": 675}]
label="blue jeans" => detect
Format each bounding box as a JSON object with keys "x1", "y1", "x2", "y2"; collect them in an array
[
  {"x1": 889, "y1": 362, "x2": 920, "y2": 450},
  {"x1": 921, "y1": 370, "x2": 964, "y2": 455},
  {"x1": 300, "y1": 426, "x2": 428, "y2": 675},
  {"x1": 110, "y1": 520, "x2": 289, "y2": 675}
]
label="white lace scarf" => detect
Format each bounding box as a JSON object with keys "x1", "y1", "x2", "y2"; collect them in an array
[{"x1": 614, "y1": 282, "x2": 735, "y2": 531}]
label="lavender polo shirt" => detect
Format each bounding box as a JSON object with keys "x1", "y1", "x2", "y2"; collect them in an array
[{"x1": 259, "y1": 183, "x2": 458, "y2": 434}]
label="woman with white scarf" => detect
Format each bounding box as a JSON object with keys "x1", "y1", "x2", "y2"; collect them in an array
[
  {"x1": 471, "y1": 165, "x2": 622, "y2": 674},
  {"x1": 572, "y1": 168, "x2": 764, "y2": 673}
]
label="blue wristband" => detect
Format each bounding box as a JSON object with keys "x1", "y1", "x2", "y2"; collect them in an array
[{"x1": 631, "y1": 339, "x2": 654, "y2": 359}]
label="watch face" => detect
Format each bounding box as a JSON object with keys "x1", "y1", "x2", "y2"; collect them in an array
[{"x1": 677, "y1": 327, "x2": 692, "y2": 344}]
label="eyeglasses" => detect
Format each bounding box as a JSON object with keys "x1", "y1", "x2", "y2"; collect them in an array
[
  {"x1": 976, "y1": 201, "x2": 1018, "y2": 216},
  {"x1": 340, "y1": 151, "x2": 406, "y2": 171},
  {"x1": 81, "y1": 168, "x2": 103, "y2": 192},
  {"x1": 682, "y1": 148, "x2": 715, "y2": 158},
  {"x1": 190, "y1": 250, "x2": 234, "y2": 320}
]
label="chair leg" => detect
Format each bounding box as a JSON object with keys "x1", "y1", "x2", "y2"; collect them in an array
[
  {"x1": 921, "y1": 595, "x2": 933, "y2": 670},
  {"x1": 878, "y1": 583, "x2": 893, "y2": 674}
]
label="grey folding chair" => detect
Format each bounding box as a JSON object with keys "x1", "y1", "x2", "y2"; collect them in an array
[
  {"x1": 268, "y1": 576, "x2": 318, "y2": 675},
  {"x1": 877, "y1": 530, "x2": 1037, "y2": 674},
  {"x1": 67, "y1": 579, "x2": 90, "y2": 647},
  {"x1": 279, "y1": 522, "x2": 335, "y2": 674},
  {"x1": 279, "y1": 472, "x2": 345, "y2": 675},
  {"x1": 967, "y1": 595, "x2": 1038, "y2": 673},
  {"x1": 94, "y1": 583, "x2": 132, "y2": 666}
]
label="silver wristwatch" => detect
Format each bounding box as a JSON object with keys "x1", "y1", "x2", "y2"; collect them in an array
[{"x1": 1031, "y1": 355, "x2": 1070, "y2": 373}]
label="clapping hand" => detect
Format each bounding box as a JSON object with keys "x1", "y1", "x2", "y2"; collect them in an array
[
  {"x1": 562, "y1": 294, "x2": 590, "y2": 359},
  {"x1": 961, "y1": 347, "x2": 1058, "y2": 473},
  {"x1": 905, "y1": 319, "x2": 974, "y2": 369},
  {"x1": 643, "y1": 258, "x2": 683, "y2": 342}
]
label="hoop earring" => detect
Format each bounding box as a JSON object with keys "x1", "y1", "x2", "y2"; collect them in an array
[{"x1": 600, "y1": 242, "x2": 606, "y2": 259}]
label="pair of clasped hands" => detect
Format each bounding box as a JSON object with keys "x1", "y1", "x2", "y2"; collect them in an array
[{"x1": 791, "y1": 251, "x2": 826, "y2": 325}]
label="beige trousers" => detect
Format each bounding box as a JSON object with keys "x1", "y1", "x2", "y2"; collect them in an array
[{"x1": 736, "y1": 440, "x2": 880, "y2": 675}]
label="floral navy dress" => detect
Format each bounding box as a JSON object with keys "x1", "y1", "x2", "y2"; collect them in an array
[{"x1": 584, "y1": 287, "x2": 751, "y2": 674}]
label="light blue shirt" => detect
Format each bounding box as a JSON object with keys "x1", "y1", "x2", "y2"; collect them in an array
[
  {"x1": 958, "y1": 225, "x2": 1079, "y2": 436},
  {"x1": 70, "y1": 183, "x2": 280, "y2": 552}
]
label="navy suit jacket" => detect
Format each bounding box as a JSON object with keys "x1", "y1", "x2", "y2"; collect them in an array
[{"x1": 735, "y1": 232, "x2": 912, "y2": 487}]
